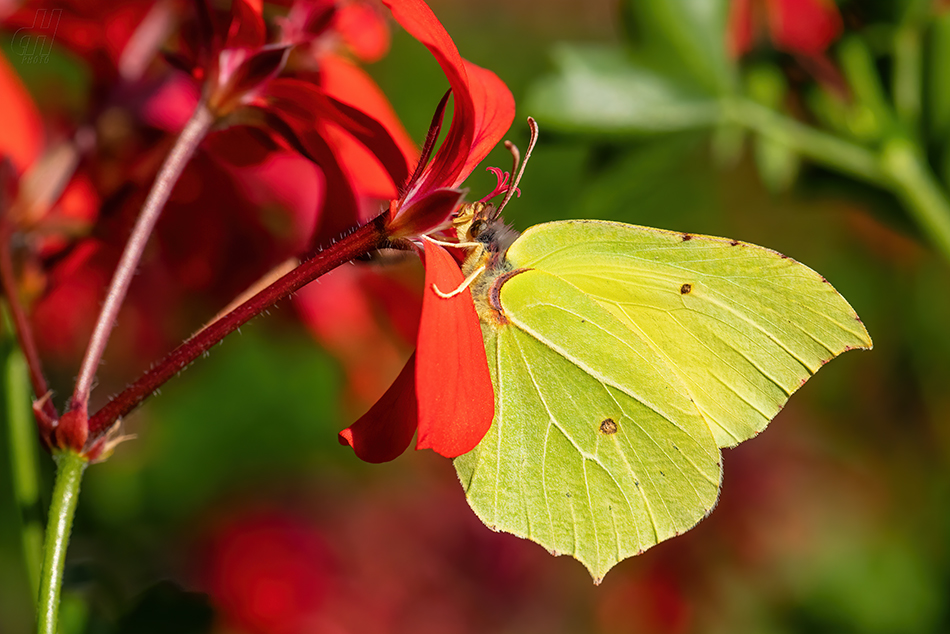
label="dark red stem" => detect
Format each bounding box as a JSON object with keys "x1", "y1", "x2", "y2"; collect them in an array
[
  {"x1": 70, "y1": 103, "x2": 214, "y2": 415},
  {"x1": 0, "y1": 221, "x2": 57, "y2": 424},
  {"x1": 86, "y1": 213, "x2": 390, "y2": 440}
]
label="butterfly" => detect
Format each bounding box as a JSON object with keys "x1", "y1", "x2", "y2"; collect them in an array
[{"x1": 439, "y1": 122, "x2": 872, "y2": 582}]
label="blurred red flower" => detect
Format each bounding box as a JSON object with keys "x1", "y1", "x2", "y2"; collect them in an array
[
  {"x1": 1, "y1": 0, "x2": 416, "y2": 375},
  {"x1": 202, "y1": 512, "x2": 334, "y2": 634},
  {"x1": 728, "y1": 0, "x2": 843, "y2": 58},
  {"x1": 195, "y1": 476, "x2": 563, "y2": 634}
]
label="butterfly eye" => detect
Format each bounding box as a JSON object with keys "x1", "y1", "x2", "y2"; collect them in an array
[{"x1": 470, "y1": 219, "x2": 484, "y2": 238}]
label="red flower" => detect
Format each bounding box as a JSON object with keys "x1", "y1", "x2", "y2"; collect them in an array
[
  {"x1": 336, "y1": 0, "x2": 515, "y2": 462},
  {"x1": 4, "y1": 0, "x2": 164, "y2": 89},
  {"x1": 201, "y1": 512, "x2": 334, "y2": 634},
  {"x1": 0, "y1": 52, "x2": 42, "y2": 173},
  {"x1": 728, "y1": 0, "x2": 843, "y2": 58},
  {"x1": 5, "y1": 0, "x2": 417, "y2": 373},
  {"x1": 162, "y1": 0, "x2": 413, "y2": 240}
]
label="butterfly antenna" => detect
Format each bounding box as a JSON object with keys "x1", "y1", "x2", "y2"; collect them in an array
[{"x1": 493, "y1": 117, "x2": 539, "y2": 220}]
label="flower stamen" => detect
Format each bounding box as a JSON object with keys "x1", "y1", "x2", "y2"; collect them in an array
[
  {"x1": 478, "y1": 167, "x2": 514, "y2": 202},
  {"x1": 494, "y1": 117, "x2": 539, "y2": 219}
]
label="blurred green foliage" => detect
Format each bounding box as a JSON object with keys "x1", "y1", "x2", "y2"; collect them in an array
[{"x1": 5, "y1": 0, "x2": 950, "y2": 632}]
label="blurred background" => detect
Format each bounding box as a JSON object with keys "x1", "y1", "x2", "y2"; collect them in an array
[{"x1": 3, "y1": 0, "x2": 950, "y2": 632}]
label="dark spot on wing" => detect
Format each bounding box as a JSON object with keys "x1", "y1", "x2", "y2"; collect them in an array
[
  {"x1": 730, "y1": 239, "x2": 739, "y2": 246},
  {"x1": 599, "y1": 418, "x2": 618, "y2": 435},
  {"x1": 682, "y1": 233, "x2": 693, "y2": 241},
  {"x1": 680, "y1": 283, "x2": 692, "y2": 294}
]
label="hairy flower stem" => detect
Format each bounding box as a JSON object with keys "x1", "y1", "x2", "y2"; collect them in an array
[
  {"x1": 70, "y1": 103, "x2": 214, "y2": 414},
  {"x1": 37, "y1": 450, "x2": 87, "y2": 634},
  {"x1": 86, "y1": 213, "x2": 391, "y2": 439}
]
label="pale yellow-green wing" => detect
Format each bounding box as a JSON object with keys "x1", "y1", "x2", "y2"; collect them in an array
[
  {"x1": 503, "y1": 220, "x2": 872, "y2": 447},
  {"x1": 455, "y1": 269, "x2": 722, "y2": 582}
]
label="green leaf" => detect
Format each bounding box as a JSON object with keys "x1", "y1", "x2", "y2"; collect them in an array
[
  {"x1": 806, "y1": 85, "x2": 883, "y2": 143},
  {"x1": 525, "y1": 45, "x2": 721, "y2": 136},
  {"x1": 838, "y1": 36, "x2": 895, "y2": 142},
  {"x1": 927, "y1": 12, "x2": 950, "y2": 143},
  {"x1": 754, "y1": 135, "x2": 801, "y2": 193},
  {"x1": 622, "y1": 0, "x2": 734, "y2": 94},
  {"x1": 456, "y1": 220, "x2": 871, "y2": 581}
]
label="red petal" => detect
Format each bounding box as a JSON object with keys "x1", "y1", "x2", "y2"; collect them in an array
[
  {"x1": 334, "y1": 1, "x2": 391, "y2": 63},
  {"x1": 222, "y1": 45, "x2": 289, "y2": 107},
  {"x1": 0, "y1": 53, "x2": 43, "y2": 173},
  {"x1": 226, "y1": 0, "x2": 266, "y2": 50},
  {"x1": 383, "y1": 0, "x2": 466, "y2": 105},
  {"x1": 766, "y1": 0, "x2": 842, "y2": 56},
  {"x1": 387, "y1": 187, "x2": 464, "y2": 239},
  {"x1": 414, "y1": 241, "x2": 493, "y2": 458},
  {"x1": 320, "y1": 55, "x2": 417, "y2": 173},
  {"x1": 458, "y1": 60, "x2": 515, "y2": 184},
  {"x1": 257, "y1": 108, "x2": 359, "y2": 243},
  {"x1": 262, "y1": 77, "x2": 411, "y2": 195},
  {"x1": 727, "y1": 0, "x2": 755, "y2": 58},
  {"x1": 383, "y1": 0, "x2": 514, "y2": 192},
  {"x1": 339, "y1": 354, "x2": 419, "y2": 463}
]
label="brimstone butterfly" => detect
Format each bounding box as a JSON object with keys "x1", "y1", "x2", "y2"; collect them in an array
[{"x1": 444, "y1": 159, "x2": 871, "y2": 583}]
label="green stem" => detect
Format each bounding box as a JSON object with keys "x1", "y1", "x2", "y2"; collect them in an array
[
  {"x1": 2, "y1": 322, "x2": 44, "y2": 603},
  {"x1": 894, "y1": 25, "x2": 922, "y2": 133},
  {"x1": 724, "y1": 99, "x2": 883, "y2": 183},
  {"x1": 726, "y1": 99, "x2": 950, "y2": 265},
  {"x1": 37, "y1": 450, "x2": 87, "y2": 634},
  {"x1": 880, "y1": 138, "x2": 950, "y2": 263}
]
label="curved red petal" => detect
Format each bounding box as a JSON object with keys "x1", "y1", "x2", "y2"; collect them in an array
[
  {"x1": 335, "y1": 1, "x2": 391, "y2": 63},
  {"x1": 387, "y1": 187, "x2": 464, "y2": 239},
  {"x1": 383, "y1": 0, "x2": 467, "y2": 103},
  {"x1": 259, "y1": 107, "x2": 359, "y2": 243},
  {"x1": 766, "y1": 0, "x2": 842, "y2": 56},
  {"x1": 262, "y1": 76, "x2": 411, "y2": 195},
  {"x1": 384, "y1": 0, "x2": 513, "y2": 195},
  {"x1": 415, "y1": 241, "x2": 494, "y2": 458},
  {"x1": 320, "y1": 54, "x2": 417, "y2": 171},
  {"x1": 383, "y1": 0, "x2": 472, "y2": 189},
  {"x1": 457, "y1": 60, "x2": 515, "y2": 184},
  {"x1": 339, "y1": 354, "x2": 418, "y2": 463},
  {"x1": 226, "y1": 0, "x2": 266, "y2": 50}
]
